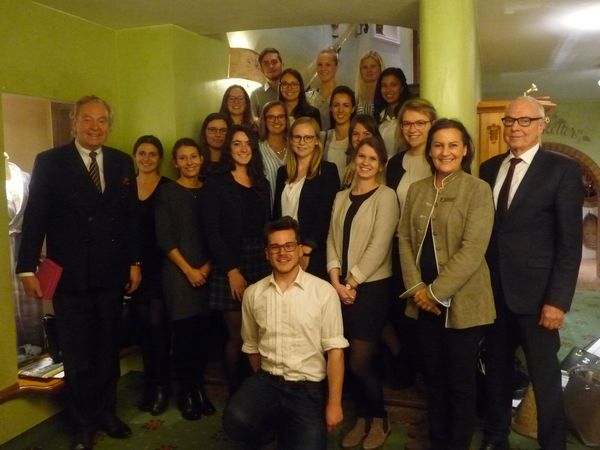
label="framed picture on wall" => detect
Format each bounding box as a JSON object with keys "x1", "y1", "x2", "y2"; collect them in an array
[{"x1": 374, "y1": 25, "x2": 401, "y2": 44}]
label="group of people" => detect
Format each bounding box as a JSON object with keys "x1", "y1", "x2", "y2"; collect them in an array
[{"x1": 15, "y1": 44, "x2": 583, "y2": 450}]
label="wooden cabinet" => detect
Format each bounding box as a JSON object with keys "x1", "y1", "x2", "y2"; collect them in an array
[{"x1": 477, "y1": 97, "x2": 556, "y2": 164}]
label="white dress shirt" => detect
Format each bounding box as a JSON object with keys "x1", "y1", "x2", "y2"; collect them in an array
[
  {"x1": 492, "y1": 144, "x2": 539, "y2": 210},
  {"x1": 241, "y1": 268, "x2": 349, "y2": 382},
  {"x1": 75, "y1": 140, "x2": 106, "y2": 192}
]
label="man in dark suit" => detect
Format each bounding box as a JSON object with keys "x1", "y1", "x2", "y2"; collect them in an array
[
  {"x1": 17, "y1": 95, "x2": 141, "y2": 450},
  {"x1": 479, "y1": 96, "x2": 583, "y2": 450}
]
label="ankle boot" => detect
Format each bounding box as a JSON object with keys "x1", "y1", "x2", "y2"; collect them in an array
[
  {"x1": 342, "y1": 417, "x2": 369, "y2": 448},
  {"x1": 362, "y1": 416, "x2": 391, "y2": 450},
  {"x1": 177, "y1": 391, "x2": 201, "y2": 421},
  {"x1": 150, "y1": 386, "x2": 169, "y2": 416},
  {"x1": 198, "y1": 388, "x2": 216, "y2": 415}
]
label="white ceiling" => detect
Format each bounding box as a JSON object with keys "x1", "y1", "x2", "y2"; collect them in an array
[{"x1": 33, "y1": 0, "x2": 600, "y2": 102}]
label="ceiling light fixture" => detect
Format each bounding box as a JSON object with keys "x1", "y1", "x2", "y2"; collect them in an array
[{"x1": 562, "y1": 5, "x2": 600, "y2": 31}]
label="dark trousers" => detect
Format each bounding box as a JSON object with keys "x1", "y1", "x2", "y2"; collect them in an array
[
  {"x1": 171, "y1": 314, "x2": 211, "y2": 393},
  {"x1": 483, "y1": 300, "x2": 565, "y2": 450},
  {"x1": 53, "y1": 288, "x2": 123, "y2": 432},
  {"x1": 417, "y1": 310, "x2": 485, "y2": 450},
  {"x1": 223, "y1": 370, "x2": 327, "y2": 450}
]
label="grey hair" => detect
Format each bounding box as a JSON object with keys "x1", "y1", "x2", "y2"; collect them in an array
[
  {"x1": 509, "y1": 96, "x2": 545, "y2": 118},
  {"x1": 71, "y1": 95, "x2": 113, "y2": 126}
]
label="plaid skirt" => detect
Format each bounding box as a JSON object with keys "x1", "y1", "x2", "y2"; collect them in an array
[{"x1": 208, "y1": 237, "x2": 270, "y2": 311}]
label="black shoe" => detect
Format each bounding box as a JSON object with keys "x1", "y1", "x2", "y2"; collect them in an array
[
  {"x1": 479, "y1": 441, "x2": 509, "y2": 450},
  {"x1": 150, "y1": 386, "x2": 169, "y2": 416},
  {"x1": 198, "y1": 388, "x2": 216, "y2": 415},
  {"x1": 71, "y1": 431, "x2": 95, "y2": 450},
  {"x1": 178, "y1": 391, "x2": 201, "y2": 421},
  {"x1": 100, "y1": 415, "x2": 132, "y2": 439}
]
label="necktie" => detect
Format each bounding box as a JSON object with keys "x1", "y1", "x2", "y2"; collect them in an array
[
  {"x1": 496, "y1": 157, "x2": 522, "y2": 219},
  {"x1": 89, "y1": 151, "x2": 102, "y2": 192}
]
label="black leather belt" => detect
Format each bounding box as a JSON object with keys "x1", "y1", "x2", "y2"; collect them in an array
[{"x1": 259, "y1": 369, "x2": 322, "y2": 385}]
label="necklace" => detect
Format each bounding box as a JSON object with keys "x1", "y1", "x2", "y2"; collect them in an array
[
  {"x1": 268, "y1": 142, "x2": 286, "y2": 159},
  {"x1": 273, "y1": 147, "x2": 286, "y2": 158}
]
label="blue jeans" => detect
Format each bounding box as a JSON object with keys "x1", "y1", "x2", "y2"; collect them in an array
[{"x1": 223, "y1": 370, "x2": 327, "y2": 450}]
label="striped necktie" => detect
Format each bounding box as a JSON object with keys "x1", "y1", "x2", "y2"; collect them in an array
[{"x1": 89, "y1": 151, "x2": 102, "y2": 192}]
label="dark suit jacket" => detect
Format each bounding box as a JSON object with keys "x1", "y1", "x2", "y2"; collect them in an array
[
  {"x1": 273, "y1": 161, "x2": 339, "y2": 278},
  {"x1": 479, "y1": 148, "x2": 583, "y2": 314},
  {"x1": 17, "y1": 141, "x2": 140, "y2": 292}
]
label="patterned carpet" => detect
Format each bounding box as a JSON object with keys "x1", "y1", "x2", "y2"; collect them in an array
[
  {"x1": 559, "y1": 288, "x2": 600, "y2": 361},
  {"x1": 2, "y1": 289, "x2": 598, "y2": 450}
]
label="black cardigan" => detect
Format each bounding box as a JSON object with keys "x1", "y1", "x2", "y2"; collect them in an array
[{"x1": 202, "y1": 172, "x2": 270, "y2": 274}]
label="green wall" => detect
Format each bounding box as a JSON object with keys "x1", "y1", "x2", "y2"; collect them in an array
[
  {"x1": 0, "y1": 1, "x2": 121, "y2": 441},
  {"x1": 0, "y1": 1, "x2": 228, "y2": 443},
  {"x1": 116, "y1": 25, "x2": 229, "y2": 178},
  {"x1": 545, "y1": 101, "x2": 600, "y2": 166}
]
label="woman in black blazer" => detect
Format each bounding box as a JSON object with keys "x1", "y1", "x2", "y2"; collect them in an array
[{"x1": 273, "y1": 117, "x2": 339, "y2": 279}]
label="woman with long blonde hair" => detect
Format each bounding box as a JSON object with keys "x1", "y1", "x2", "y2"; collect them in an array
[
  {"x1": 355, "y1": 51, "x2": 385, "y2": 116},
  {"x1": 273, "y1": 117, "x2": 339, "y2": 279}
]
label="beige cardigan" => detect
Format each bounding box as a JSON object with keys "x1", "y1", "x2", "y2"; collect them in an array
[
  {"x1": 327, "y1": 184, "x2": 399, "y2": 284},
  {"x1": 399, "y1": 171, "x2": 496, "y2": 329}
]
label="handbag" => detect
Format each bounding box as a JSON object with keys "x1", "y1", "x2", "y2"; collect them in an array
[{"x1": 563, "y1": 363, "x2": 600, "y2": 447}]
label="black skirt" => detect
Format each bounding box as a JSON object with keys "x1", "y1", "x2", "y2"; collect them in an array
[
  {"x1": 342, "y1": 277, "x2": 391, "y2": 341},
  {"x1": 208, "y1": 237, "x2": 270, "y2": 312}
]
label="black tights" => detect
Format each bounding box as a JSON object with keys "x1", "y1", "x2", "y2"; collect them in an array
[
  {"x1": 348, "y1": 338, "x2": 386, "y2": 418},
  {"x1": 133, "y1": 296, "x2": 170, "y2": 387},
  {"x1": 223, "y1": 311, "x2": 246, "y2": 394},
  {"x1": 171, "y1": 315, "x2": 211, "y2": 393}
]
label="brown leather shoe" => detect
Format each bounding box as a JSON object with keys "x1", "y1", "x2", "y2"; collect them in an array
[
  {"x1": 100, "y1": 415, "x2": 132, "y2": 439},
  {"x1": 71, "y1": 430, "x2": 95, "y2": 450}
]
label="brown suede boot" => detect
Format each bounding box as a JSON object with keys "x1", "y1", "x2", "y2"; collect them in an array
[
  {"x1": 341, "y1": 417, "x2": 369, "y2": 448},
  {"x1": 362, "y1": 416, "x2": 391, "y2": 450}
]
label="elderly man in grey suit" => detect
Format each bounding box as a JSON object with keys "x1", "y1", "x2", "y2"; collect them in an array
[{"x1": 479, "y1": 96, "x2": 583, "y2": 450}]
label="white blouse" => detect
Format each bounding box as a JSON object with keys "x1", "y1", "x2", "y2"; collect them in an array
[{"x1": 281, "y1": 176, "x2": 306, "y2": 220}]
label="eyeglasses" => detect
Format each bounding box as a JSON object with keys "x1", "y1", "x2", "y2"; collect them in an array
[
  {"x1": 207, "y1": 127, "x2": 227, "y2": 135},
  {"x1": 227, "y1": 96, "x2": 245, "y2": 104},
  {"x1": 280, "y1": 81, "x2": 300, "y2": 90},
  {"x1": 291, "y1": 134, "x2": 316, "y2": 144},
  {"x1": 267, "y1": 241, "x2": 298, "y2": 254},
  {"x1": 400, "y1": 120, "x2": 431, "y2": 130},
  {"x1": 266, "y1": 114, "x2": 286, "y2": 122},
  {"x1": 501, "y1": 116, "x2": 544, "y2": 127}
]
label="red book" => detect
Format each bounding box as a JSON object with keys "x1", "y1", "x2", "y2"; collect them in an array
[{"x1": 36, "y1": 258, "x2": 63, "y2": 300}]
